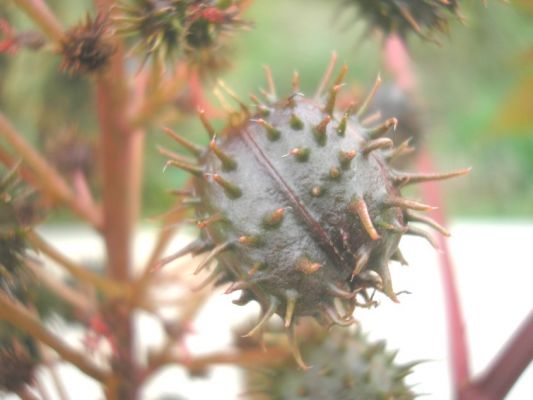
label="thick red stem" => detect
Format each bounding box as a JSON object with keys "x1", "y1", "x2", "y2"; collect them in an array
[
  {"x1": 460, "y1": 312, "x2": 533, "y2": 400},
  {"x1": 417, "y1": 149, "x2": 471, "y2": 394}
]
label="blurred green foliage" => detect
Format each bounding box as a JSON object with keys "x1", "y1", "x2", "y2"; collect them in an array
[{"x1": 0, "y1": 0, "x2": 532, "y2": 218}]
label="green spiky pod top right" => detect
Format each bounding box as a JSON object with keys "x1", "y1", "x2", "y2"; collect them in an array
[
  {"x1": 164, "y1": 60, "x2": 468, "y2": 365},
  {"x1": 342, "y1": 0, "x2": 461, "y2": 41},
  {"x1": 245, "y1": 327, "x2": 418, "y2": 400}
]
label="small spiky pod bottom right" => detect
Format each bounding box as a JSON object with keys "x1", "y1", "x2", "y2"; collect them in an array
[{"x1": 244, "y1": 326, "x2": 418, "y2": 400}]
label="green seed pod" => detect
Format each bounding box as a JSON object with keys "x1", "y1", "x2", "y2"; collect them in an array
[
  {"x1": 163, "y1": 59, "x2": 468, "y2": 363},
  {"x1": 245, "y1": 327, "x2": 418, "y2": 400}
]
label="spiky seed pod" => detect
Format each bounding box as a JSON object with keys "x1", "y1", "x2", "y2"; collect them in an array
[
  {"x1": 114, "y1": 0, "x2": 248, "y2": 67},
  {"x1": 60, "y1": 14, "x2": 115, "y2": 76},
  {"x1": 341, "y1": 0, "x2": 461, "y2": 41},
  {"x1": 164, "y1": 59, "x2": 468, "y2": 361},
  {"x1": 245, "y1": 327, "x2": 417, "y2": 400}
]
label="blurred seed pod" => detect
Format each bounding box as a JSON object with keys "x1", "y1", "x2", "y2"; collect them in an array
[
  {"x1": 114, "y1": 0, "x2": 250, "y2": 72},
  {"x1": 339, "y1": 0, "x2": 461, "y2": 42},
  {"x1": 243, "y1": 325, "x2": 418, "y2": 400},
  {"x1": 60, "y1": 13, "x2": 116, "y2": 76}
]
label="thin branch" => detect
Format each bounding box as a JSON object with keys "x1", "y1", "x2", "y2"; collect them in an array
[
  {"x1": 26, "y1": 230, "x2": 130, "y2": 300},
  {"x1": 12, "y1": 0, "x2": 64, "y2": 43},
  {"x1": 26, "y1": 259, "x2": 96, "y2": 317},
  {"x1": 0, "y1": 292, "x2": 109, "y2": 383},
  {"x1": 0, "y1": 114, "x2": 102, "y2": 229},
  {"x1": 460, "y1": 311, "x2": 533, "y2": 400}
]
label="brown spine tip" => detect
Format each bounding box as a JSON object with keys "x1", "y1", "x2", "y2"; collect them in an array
[
  {"x1": 247, "y1": 261, "x2": 266, "y2": 277},
  {"x1": 324, "y1": 83, "x2": 343, "y2": 116},
  {"x1": 328, "y1": 283, "x2": 356, "y2": 299},
  {"x1": 290, "y1": 147, "x2": 310, "y2": 162},
  {"x1": 162, "y1": 127, "x2": 203, "y2": 158},
  {"x1": 406, "y1": 225, "x2": 439, "y2": 249},
  {"x1": 348, "y1": 197, "x2": 380, "y2": 240},
  {"x1": 292, "y1": 70, "x2": 300, "y2": 92},
  {"x1": 386, "y1": 196, "x2": 437, "y2": 212},
  {"x1": 368, "y1": 117, "x2": 398, "y2": 139},
  {"x1": 243, "y1": 296, "x2": 278, "y2": 337},
  {"x1": 322, "y1": 305, "x2": 355, "y2": 327},
  {"x1": 339, "y1": 149, "x2": 357, "y2": 169},
  {"x1": 336, "y1": 113, "x2": 348, "y2": 136},
  {"x1": 310, "y1": 186, "x2": 323, "y2": 197},
  {"x1": 351, "y1": 250, "x2": 369, "y2": 280},
  {"x1": 377, "y1": 264, "x2": 400, "y2": 303},
  {"x1": 329, "y1": 167, "x2": 341, "y2": 180},
  {"x1": 407, "y1": 211, "x2": 450, "y2": 237},
  {"x1": 356, "y1": 73, "x2": 382, "y2": 118},
  {"x1": 252, "y1": 118, "x2": 280, "y2": 141},
  {"x1": 209, "y1": 139, "x2": 237, "y2": 171},
  {"x1": 213, "y1": 174, "x2": 242, "y2": 198},
  {"x1": 393, "y1": 167, "x2": 472, "y2": 187},
  {"x1": 238, "y1": 235, "x2": 261, "y2": 247},
  {"x1": 362, "y1": 138, "x2": 394, "y2": 155},
  {"x1": 196, "y1": 214, "x2": 223, "y2": 229},
  {"x1": 287, "y1": 324, "x2": 310, "y2": 370},
  {"x1": 163, "y1": 159, "x2": 203, "y2": 176},
  {"x1": 315, "y1": 51, "x2": 338, "y2": 99},
  {"x1": 387, "y1": 138, "x2": 415, "y2": 162},
  {"x1": 225, "y1": 280, "x2": 250, "y2": 295},
  {"x1": 250, "y1": 94, "x2": 270, "y2": 117},
  {"x1": 263, "y1": 65, "x2": 277, "y2": 101},
  {"x1": 314, "y1": 115, "x2": 331, "y2": 145},
  {"x1": 284, "y1": 290, "x2": 298, "y2": 328},
  {"x1": 296, "y1": 257, "x2": 322, "y2": 274},
  {"x1": 193, "y1": 242, "x2": 233, "y2": 274},
  {"x1": 198, "y1": 109, "x2": 216, "y2": 139},
  {"x1": 263, "y1": 208, "x2": 286, "y2": 228}
]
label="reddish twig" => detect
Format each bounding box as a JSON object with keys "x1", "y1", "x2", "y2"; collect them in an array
[
  {"x1": 417, "y1": 149, "x2": 472, "y2": 392},
  {"x1": 460, "y1": 311, "x2": 533, "y2": 400},
  {"x1": 383, "y1": 34, "x2": 472, "y2": 392},
  {"x1": 12, "y1": 0, "x2": 63, "y2": 43}
]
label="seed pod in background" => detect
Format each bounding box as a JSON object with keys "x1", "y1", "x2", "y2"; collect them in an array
[
  {"x1": 243, "y1": 326, "x2": 418, "y2": 400},
  {"x1": 339, "y1": 0, "x2": 461, "y2": 42}
]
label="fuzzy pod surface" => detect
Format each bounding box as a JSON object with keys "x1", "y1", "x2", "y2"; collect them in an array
[
  {"x1": 164, "y1": 60, "x2": 468, "y2": 361},
  {"x1": 245, "y1": 327, "x2": 417, "y2": 400}
]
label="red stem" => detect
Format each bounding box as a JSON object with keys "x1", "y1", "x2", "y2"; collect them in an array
[
  {"x1": 460, "y1": 311, "x2": 533, "y2": 400},
  {"x1": 383, "y1": 34, "x2": 472, "y2": 392},
  {"x1": 417, "y1": 150, "x2": 472, "y2": 393}
]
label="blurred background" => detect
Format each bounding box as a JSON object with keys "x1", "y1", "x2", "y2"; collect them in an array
[
  {"x1": 1, "y1": 0, "x2": 532, "y2": 219},
  {"x1": 0, "y1": 1, "x2": 532, "y2": 399}
]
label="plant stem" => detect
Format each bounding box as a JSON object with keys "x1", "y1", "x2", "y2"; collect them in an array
[
  {"x1": 460, "y1": 311, "x2": 533, "y2": 400},
  {"x1": 417, "y1": 149, "x2": 471, "y2": 392},
  {"x1": 0, "y1": 292, "x2": 109, "y2": 382},
  {"x1": 383, "y1": 34, "x2": 472, "y2": 392},
  {"x1": 12, "y1": 0, "x2": 64, "y2": 44},
  {"x1": 0, "y1": 114, "x2": 102, "y2": 229},
  {"x1": 93, "y1": 0, "x2": 139, "y2": 392}
]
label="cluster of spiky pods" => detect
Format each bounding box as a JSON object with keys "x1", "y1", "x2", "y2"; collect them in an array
[{"x1": 162, "y1": 57, "x2": 469, "y2": 366}]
